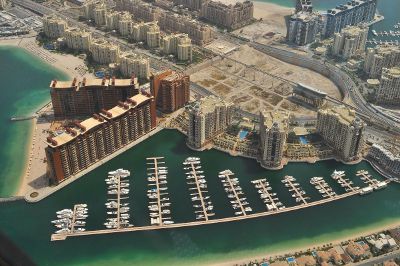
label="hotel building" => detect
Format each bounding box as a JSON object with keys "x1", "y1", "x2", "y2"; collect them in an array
[
  {"x1": 90, "y1": 39, "x2": 120, "y2": 64},
  {"x1": 287, "y1": 11, "x2": 320, "y2": 46},
  {"x1": 187, "y1": 96, "x2": 233, "y2": 149},
  {"x1": 119, "y1": 52, "x2": 150, "y2": 80},
  {"x1": 325, "y1": 0, "x2": 377, "y2": 38},
  {"x1": 200, "y1": 0, "x2": 254, "y2": 30},
  {"x1": 43, "y1": 16, "x2": 68, "y2": 39},
  {"x1": 316, "y1": 106, "x2": 365, "y2": 161},
  {"x1": 364, "y1": 45, "x2": 400, "y2": 78},
  {"x1": 64, "y1": 27, "x2": 92, "y2": 51},
  {"x1": 45, "y1": 93, "x2": 157, "y2": 184},
  {"x1": 150, "y1": 70, "x2": 190, "y2": 113},
  {"x1": 50, "y1": 77, "x2": 139, "y2": 118},
  {"x1": 332, "y1": 24, "x2": 368, "y2": 59},
  {"x1": 259, "y1": 110, "x2": 290, "y2": 168},
  {"x1": 376, "y1": 67, "x2": 400, "y2": 106}
]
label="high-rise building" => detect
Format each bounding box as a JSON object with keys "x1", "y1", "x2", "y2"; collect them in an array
[
  {"x1": 118, "y1": 52, "x2": 150, "y2": 80},
  {"x1": 0, "y1": 0, "x2": 8, "y2": 10},
  {"x1": 364, "y1": 45, "x2": 400, "y2": 78},
  {"x1": 200, "y1": 0, "x2": 254, "y2": 30},
  {"x1": 50, "y1": 77, "x2": 139, "y2": 118},
  {"x1": 64, "y1": 27, "x2": 92, "y2": 51},
  {"x1": 83, "y1": 0, "x2": 99, "y2": 20},
  {"x1": 45, "y1": 93, "x2": 157, "y2": 184},
  {"x1": 173, "y1": 0, "x2": 204, "y2": 11},
  {"x1": 259, "y1": 110, "x2": 290, "y2": 168},
  {"x1": 118, "y1": 12, "x2": 133, "y2": 36},
  {"x1": 295, "y1": 0, "x2": 313, "y2": 13},
  {"x1": 150, "y1": 70, "x2": 190, "y2": 113},
  {"x1": 90, "y1": 39, "x2": 120, "y2": 64},
  {"x1": 316, "y1": 106, "x2": 365, "y2": 161},
  {"x1": 368, "y1": 144, "x2": 400, "y2": 176},
  {"x1": 94, "y1": 4, "x2": 107, "y2": 26},
  {"x1": 162, "y1": 33, "x2": 192, "y2": 61},
  {"x1": 146, "y1": 23, "x2": 161, "y2": 48},
  {"x1": 287, "y1": 11, "x2": 320, "y2": 46},
  {"x1": 187, "y1": 96, "x2": 233, "y2": 149},
  {"x1": 42, "y1": 15, "x2": 68, "y2": 39},
  {"x1": 332, "y1": 24, "x2": 368, "y2": 59},
  {"x1": 325, "y1": 0, "x2": 377, "y2": 38},
  {"x1": 376, "y1": 67, "x2": 400, "y2": 106}
]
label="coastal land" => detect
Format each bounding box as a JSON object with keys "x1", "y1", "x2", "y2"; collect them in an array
[{"x1": 0, "y1": 36, "x2": 93, "y2": 197}]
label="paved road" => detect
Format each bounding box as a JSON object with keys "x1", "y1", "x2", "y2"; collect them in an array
[{"x1": 351, "y1": 249, "x2": 400, "y2": 266}]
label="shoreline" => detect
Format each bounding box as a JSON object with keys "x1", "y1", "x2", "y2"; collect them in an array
[{"x1": 0, "y1": 36, "x2": 93, "y2": 197}]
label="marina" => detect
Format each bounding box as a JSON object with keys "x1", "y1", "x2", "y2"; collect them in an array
[
  {"x1": 356, "y1": 170, "x2": 388, "y2": 190},
  {"x1": 51, "y1": 204, "x2": 88, "y2": 235},
  {"x1": 51, "y1": 162, "x2": 389, "y2": 241},
  {"x1": 183, "y1": 157, "x2": 214, "y2": 221}
]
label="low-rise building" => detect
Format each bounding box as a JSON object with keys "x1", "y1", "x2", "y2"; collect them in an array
[
  {"x1": 345, "y1": 241, "x2": 371, "y2": 261},
  {"x1": 364, "y1": 45, "x2": 400, "y2": 78},
  {"x1": 64, "y1": 27, "x2": 92, "y2": 51},
  {"x1": 332, "y1": 25, "x2": 368, "y2": 59},
  {"x1": 42, "y1": 15, "x2": 68, "y2": 39},
  {"x1": 376, "y1": 67, "x2": 400, "y2": 106},
  {"x1": 259, "y1": 110, "x2": 290, "y2": 168},
  {"x1": 119, "y1": 52, "x2": 150, "y2": 80},
  {"x1": 316, "y1": 106, "x2": 365, "y2": 162},
  {"x1": 187, "y1": 96, "x2": 233, "y2": 149}
]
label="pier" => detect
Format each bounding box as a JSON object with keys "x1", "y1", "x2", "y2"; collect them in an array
[
  {"x1": 331, "y1": 171, "x2": 357, "y2": 192},
  {"x1": 251, "y1": 178, "x2": 284, "y2": 211},
  {"x1": 283, "y1": 176, "x2": 308, "y2": 205},
  {"x1": 356, "y1": 170, "x2": 379, "y2": 186},
  {"x1": 219, "y1": 170, "x2": 250, "y2": 216},
  {"x1": 310, "y1": 177, "x2": 336, "y2": 199}
]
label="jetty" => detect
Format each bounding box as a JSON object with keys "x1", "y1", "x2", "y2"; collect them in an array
[
  {"x1": 356, "y1": 170, "x2": 389, "y2": 190},
  {"x1": 219, "y1": 170, "x2": 251, "y2": 216},
  {"x1": 310, "y1": 177, "x2": 336, "y2": 199},
  {"x1": 10, "y1": 115, "x2": 37, "y2": 122},
  {"x1": 251, "y1": 178, "x2": 284, "y2": 211},
  {"x1": 331, "y1": 170, "x2": 358, "y2": 192},
  {"x1": 282, "y1": 175, "x2": 309, "y2": 205}
]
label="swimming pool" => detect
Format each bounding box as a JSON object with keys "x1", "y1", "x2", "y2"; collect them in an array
[
  {"x1": 239, "y1": 130, "x2": 248, "y2": 140},
  {"x1": 299, "y1": 136, "x2": 308, "y2": 144}
]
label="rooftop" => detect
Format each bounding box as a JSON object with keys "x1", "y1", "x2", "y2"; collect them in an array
[
  {"x1": 319, "y1": 106, "x2": 360, "y2": 126},
  {"x1": 50, "y1": 78, "x2": 137, "y2": 89},
  {"x1": 261, "y1": 110, "x2": 290, "y2": 130},
  {"x1": 189, "y1": 95, "x2": 232, "y2": 114}
]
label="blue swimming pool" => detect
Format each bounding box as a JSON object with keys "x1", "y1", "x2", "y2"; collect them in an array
[
  {"x1": 287, "y1": 257, "x2": 296, "y2": 263},
  {"x1": 299, "y1": 136, "x2": 308, "y2": 144},
  {"x1": 239, "y1": 130, "x2": 248, "y2": 140},
  {"x1": 95, "y1": 71, "x2": 105, "y2": 78}
]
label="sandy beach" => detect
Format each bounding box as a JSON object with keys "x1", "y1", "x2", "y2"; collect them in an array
[
  {"x1": 212, "y1": 220, "x2": 400, "y2": 266},
  {"x1": 0, "y1": 36, "x2": 94, "y2": 197}
]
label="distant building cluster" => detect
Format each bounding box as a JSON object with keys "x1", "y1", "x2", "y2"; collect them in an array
[
  {"x1": 0, "y1": 0, "x2": 8, "y2": 10},
  {"x1": 332, "y1": 24, "x2": 368, "y2": 59},
  {"x1": 368, "y1": 144, "x2": 400, "y2": 176},
  {"x1": 364, "y1": 45, "x2": 400, "y2": 78},
  {"x1": 150, "y1": 70, "x2": 190, "y2": 113},
  {"x1": 316, "y1": 106, "x2": 365, "y2": 162},
  {"x1": 259, "y1": 110, "x2": 290, "y2": 168},
  {"x1": 187, "y1": 96, "x2": 233, "y2": 149},
  {"x1": 173, "y1": 0, "x2": 204, "y2": 11},
  {"x1": 46, "y1": 93, "x2": 156, "y2": 184},
  {"x1": 50, "y1": 77, "x2": 139, "y2": 118},
  {"x1": 376, "y1": 67, "x2": 400, "y2": 106},
  {"x1": 42, "y1": 16, "x2": 151, "y2": 79},
  {"x1": 115, "y1": 0, "x2": 214, "y2": 46},
  {"x1": 199, "y1": 1, "x2": 254, "y2": 30}
]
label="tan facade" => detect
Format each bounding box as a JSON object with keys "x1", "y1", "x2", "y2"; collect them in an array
[
  {"x1": 332, "y1": 25, "x2": 368, "y2": 59},
  {"x1": 162, "y1": 33, "x2": 192, "y2": 61},
  {"x1": 364, "y1": 45, "x2": 400, "y2": 78},
  {"x1": 376, "y1": 67, "x2": 400, "y2": 105},
  {"x1": 64, "y1": 27, "x2": 92, "y2": 51},
  {"x1": 43, "y1": 15, "x2": 68, "y2": 39},
  {"x1": 119, "y1": 52, "x2": 150, "y2": 79},
  {"x1": 90, "y1": 39, "x2": 120, "y2": 64}
]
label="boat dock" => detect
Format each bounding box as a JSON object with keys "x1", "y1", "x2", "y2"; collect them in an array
[
  {"x1": 356, "y1": 170, "x2": 389, "y2": 190},
  {"x1": 310, "y1": 177, "x2": 336, "y2": 199},
  {"x1": 251, "y1": 178, "x2": 284, "y2": 211},
  {"x1": 183, "y1": 157, "x2": 214, "y2": 221},
  {"x1": 331, "y1": 170, "x2": 358, "y2": 192},
  {"x1": 282, "y1": 176, "x2": 309, "y2": 205},
  {"x1": 219, "y1": 170, "x2": 251, "y2": 216},
  {"x1": 146, "y1": 157, "x2": 173, "y2": 226}
]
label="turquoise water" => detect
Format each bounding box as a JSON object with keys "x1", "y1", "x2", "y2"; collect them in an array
[
  {"x1": 1, "y1": 130, "x2": 400, "y2": 266},
  {"x1": 0, "y1": 46, "x2": 68, "y2": 197}
]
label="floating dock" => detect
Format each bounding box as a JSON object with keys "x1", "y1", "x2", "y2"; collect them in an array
[
  {"x1": 282, "y1": 176, "x2": 309, "y2": 205},
  {"x1": 219, "y1": 170, "x2": 251, "y2": 216},
  {"x1": 252, "y1": 178, "x2": 284, "y2": 211}
]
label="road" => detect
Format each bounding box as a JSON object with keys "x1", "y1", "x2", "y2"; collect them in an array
[{"x1": 351, "y1": 249, "x2": 400, "y2": 266}]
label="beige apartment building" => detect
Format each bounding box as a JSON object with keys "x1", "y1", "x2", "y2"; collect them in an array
[
  {"x1": 119, "y1": 52, "x2": 150, "y2": 79},
  {"x1": 332, "y1": 25, "x2": 368, "y2": 59},
  {"x1": 316, "y1": 106, "x2": 365, "y2": 162},
  {"x1": 173, "y1": 0, "x2": 204, "y2": 11},
  {"x1": 187, "y1": 96, "x2": 233, "y2": 149},
  {"x1": 43, "y1": 15, "x2": 68, "y2": 39},
  {"x1": 90, "y1": 39, "x2": 120, "y2": 64},
  {"x1": 259, "y1": 110, "x2": 290, "y2": 168},
  {"x1": 94, "y1": 5, "x2": 107, "y2": 26},
  {"x1": 64, "y1": 27, "x2": 92, "y2": 51},
  {"x1": 364, "y1": 45, "x2": 400, "y2": 78},
  {"x1": 83, "y1": 0, "x2": 99, "y2": 20},
  {"x1": 162, "y1": 33, "x2": 192, "y2": 61},
  {"x1": 200, "y1": 0, "x2": 254, "y2": 30},
  {"x1": 131, "y1": 22, "x2": 160, "y2": 48},
  {"x1": 376, "y1": 67, "x2": 400, "y2": 105}
]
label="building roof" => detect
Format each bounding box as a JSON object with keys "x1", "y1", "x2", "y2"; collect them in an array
[
  {"x1": 50, "y1": 78, "x2": 137, "y2": 90},
  {"x1": 319, "y1": 106, "x2": 360, "y2": 126},
  {"x1": 294, "y1": 83, "x2": 327, "y2": 99},
  {"x1": 261, "y1": 110, "x2": 290, "y2": 130},
  {"x1": 296, "y1": 255, "x2": 317, "y2": 266},
  {"x1": 188, "y1": 95, "x2": 232, "y2": 115}
]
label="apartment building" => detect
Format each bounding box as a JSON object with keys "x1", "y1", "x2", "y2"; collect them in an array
[
  {"x1": 0, "y1": 0, "x2": 8, "y2": 10},
  {"x1": 332, "y1": 24, "x2": 368, "y2": 59},
  {"x1": 295, "y1": 0, "x2": 313, "y2": 13},
  {"x1": 90, "y1": 39, "x2": 120, "y2": 64},
  {"x1": 325, "y1": 0, "x2": 377, "y2": 38},
  {"x1": 173, "y1": 0, "x2": 204, "y2": 11},
  {"x1": 150, "y1": 70, "x2": 190, "y2": 113},
  {"x1": 83, "y1": 0, "x2": 99, "y2": 20},
  {"x1": 187, "y1": 96, "x2": 233, "y2": 149},
  {"x1": 376, "y1": 67, "x2": 400, "y2": 106},
  {"x1": 162, "y1": 33, "x2": 192, "y2": 61},
  {"x1": 118, "y1": 12, "x2": 133, "y2": 36},
  {"x1": 259, "y1": 110, "x2": 290, "y2": 168},
  {"x1": 368, "y1": 144, "x2": 400, "y2": 176},
  {"x1": 131, "y1": 22, "x2": 160, "y2": 48},
  {"x1": 364, "y1": 45, "x2": 400, "y2": 78},
  {"x1": 94, "y1": 4, "x2": 107, "y2": 26},
  {"x1": 64, "y1": 27, "x2": 92, "y2": 51},
  {"x1": 316, "y1": 106, "x2": 365, "y2": 161},
  {"x1": 50, "y1": 77, "x2": 139, "y2": 118},
  {"x1": 42, "y1": 15, "x2": 68, "y2": 39},
  {"x1": 287, "y1": 11, "x2": 320, "y2": 46},
  {"x1": 45, "y1": 93, "x2": 157, "y2": 184},
  {"x1": 118, "y1": 52, "x2": 150, "y2": 79},
  {"x1": 200, "y1": 0, "x2": 254, "y2": 30}
]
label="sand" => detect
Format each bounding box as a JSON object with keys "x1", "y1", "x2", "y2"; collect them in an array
[{"x1": 0, "y1": 36, "x2": 94, "y2": 197}]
